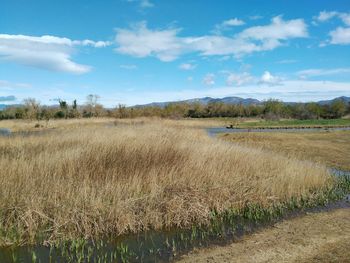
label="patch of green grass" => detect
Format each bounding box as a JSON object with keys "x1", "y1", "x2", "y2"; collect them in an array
[{"x1": 234, "y1": 119, "x2": 350, "y2": 128}]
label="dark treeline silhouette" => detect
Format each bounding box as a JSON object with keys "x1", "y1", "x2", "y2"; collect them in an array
[{"x1": 1, "y1": 96, "x2": 349, "y2": 121}]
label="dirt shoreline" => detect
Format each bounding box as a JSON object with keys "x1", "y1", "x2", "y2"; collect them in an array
[{"x1": 178, "y1": 203, "x2": 350, "y2": 263}]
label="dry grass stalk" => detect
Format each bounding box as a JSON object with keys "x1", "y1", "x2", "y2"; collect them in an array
[{"x1": 0, "y1": 120, "x2": 331, "y2": 244}]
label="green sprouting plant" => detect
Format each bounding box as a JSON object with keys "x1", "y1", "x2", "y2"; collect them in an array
[{"x1": 31, "y1": 251, "x2": 37, "y2": 263}]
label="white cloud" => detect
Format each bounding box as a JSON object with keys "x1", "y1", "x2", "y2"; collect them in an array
[
  {"x1": 329, "y1": 27, "x2": 350, "y2": 44},
  {"x1": 314, "y1": 11, "x2": 350, "y2": 26},
  {"x1": 315, "y1": 11, "x2": 339, "y2": 23},
  {"x1": 203, "y1": 73, "x2": 215, "y2": 86},
  {"x1": 298, "y1": 68, "x2": 350, "y2": 78},
  {"x1": 0, "y1": 34, "x2": 110, "y2": 74},
  {"x1": 259, "y1": 71, "x2": 282, "y2": 86},
  {"x1": 276, "y1": 59, "x2": 297, "y2": 64},
  {"x1": 213, "y1": 18, "x2": 245, "y2": 34},
  {"x1": 249, "y1": 15, "x2": 263, "y2": 20},
  {"x1": 115, "y1": 22, "x2": 183, "y2": 62},
  {"x1": 120, "y1": 64, "x2": 138, "y2": 70},
  {"x1": 238, "y1": 16, "x2": 307, "y2": 41},
  {"x1": 114, "y1": 16, "x2": 308, "y2": 61},
  {"x1": 126, "y1": 0, "x2": 154, "y2": 8},
  {"x1": 223, "y1": 18, "x2": 245, "y2": 27},
  {"x1": 140, "y1": 0, "x2": 154, "y2": 8},
  {"x1": 226, "y1": 72, "x2": 253, "y2": 86},
  {"x1": 179, "y1": 63, "x2": 196, "y2": 70},
  {"x1": 0, "y1": 80, "x2": 31, "y2": 90}
]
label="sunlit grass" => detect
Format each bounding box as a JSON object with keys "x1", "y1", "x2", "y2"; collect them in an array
[{"x1": 0, "y1": 120, "x2": 331, "y2": 246}]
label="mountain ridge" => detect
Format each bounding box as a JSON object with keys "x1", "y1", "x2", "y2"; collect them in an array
[{"x1": 133, "y1": 96, "x2": 350, "y2": 108}]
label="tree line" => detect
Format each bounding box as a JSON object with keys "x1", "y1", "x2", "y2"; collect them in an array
[{"x1": 0, "y1": 95, "x2": 349, "y2": 121}]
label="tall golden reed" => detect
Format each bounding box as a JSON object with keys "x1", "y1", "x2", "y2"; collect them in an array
[{"x1": 0, "y1": 120, "x2": 330, "y2": 244}]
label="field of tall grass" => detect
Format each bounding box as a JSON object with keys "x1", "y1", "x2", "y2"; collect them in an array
[{"x1": 0, "y1": 119, "x2": 332, "y2": 246}]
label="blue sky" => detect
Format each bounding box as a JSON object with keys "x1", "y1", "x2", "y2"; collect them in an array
[{"x1": 1, "y1": 0, "x2": 350, "y2": 106}]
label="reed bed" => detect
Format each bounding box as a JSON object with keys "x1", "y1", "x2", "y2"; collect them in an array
[{"x1": 0, "y1": 121, "x2": 331, "y2": 245}]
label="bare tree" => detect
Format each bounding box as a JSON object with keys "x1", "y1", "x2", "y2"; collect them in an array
[
  {"x1": 85, "y1": 94, "x2": 101, "y2": 117},
  {"x1": 23, "y1": 98, "x2": 41, "y2": 121}
]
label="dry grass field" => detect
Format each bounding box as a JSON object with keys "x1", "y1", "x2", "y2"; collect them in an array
[
  {"x1": 220, "y1": 131, "x2": 350, "y2": 170},
  {"x1": 0, "y1": 119, "x2": 331, "y2": 245}
]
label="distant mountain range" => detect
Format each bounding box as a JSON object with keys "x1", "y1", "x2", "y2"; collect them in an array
[
  {"x1": 134, "y1": 96, "x2": 350, "y2": 108},
  {"x1": 1, "y1": 96, "x2": 349, "y2": 110},
  {"x1": 0, "y1": 104, "x2": 22, "y2": 110}
]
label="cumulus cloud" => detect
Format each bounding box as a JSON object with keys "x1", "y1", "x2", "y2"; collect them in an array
[
  {"x1": 203, "y1": 73, "x2": 215, "y2": 86},
  {"x1": 314, "y1": 11, "x2": 350, "y2": 45},
  {"x1": 329, "y1": 27, "x2": 350, "y2": 45},
  {"x1": 179, "y1": 63, "x2": 196, "y2": 70},
  {"x1": 114, "y1": 16, "x2": 308, "y2": 61},
  {"x1": 0, "y1": 34, "x2": 110, "y2": 74},
  {"x1": 298, "y1": 68, "x2": 350, "y2": 78},
  {"x1": 259, "y1": 71, "x2": 282, "y2": 86},
  {"x1": 314, "y1": 11, "x2": 350, "y2": 26},
  {"x1": 115, "y1": 22, "x2": 183, "y2": 62},
  {"x1": 226, "y1": 72, "x2": 253, "y2": 86}
]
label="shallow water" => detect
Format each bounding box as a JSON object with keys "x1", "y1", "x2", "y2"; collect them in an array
[{"x1": 0, "y1": 128, "x2": 11, "y2": 136}]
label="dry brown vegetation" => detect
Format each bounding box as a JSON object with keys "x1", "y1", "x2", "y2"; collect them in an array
[
  {"x1": 220, "y1": 131, "x2": 350, "y2": 170},
  {"x1": 0, "y1": 117, "x2": 230, "y2": 132},
  {"x1": 0, "y1": 119, "x2": 331, "y2": 245},
  {"x1": 178, "y1": 207, "x2": 350, "y2": 263}
]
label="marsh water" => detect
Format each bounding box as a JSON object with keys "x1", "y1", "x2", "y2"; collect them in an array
[{"x1": 0, "y1": 128, "x2": 10, "y2": 136}]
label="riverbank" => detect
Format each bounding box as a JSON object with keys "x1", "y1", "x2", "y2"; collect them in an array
[{"x1": 178, "y1": 204, "x2": 350, "y2": 263}]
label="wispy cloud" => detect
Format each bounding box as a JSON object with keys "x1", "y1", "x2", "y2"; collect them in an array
[
  {"x1": 0, "y1": 34, "x2": 110, "y2": 74},
  {"x1": 314, "y1": 11, "x2": 350, "y2": 26},
  {"x1": 276, "y1": 59, "x2": 297, "y2": 64},
  {"x1": 298, "y1": 68, "x2": 350, "y2": 78},
  {"x1": 140, "y1": 0, "x2": 154, "y2": 8},
  {"x1": 212, "y1": 18, "x2": 245, "y2": 34},
  {"x1": 179, "y1": 63, "x2": 196, "y2": 70},
  {"x1": 203, "y1": 73, "x2": 215, "y2": 86},
  {"x1": 0, "y1": 79, "x2": 32, "y2": 90},
  {"x1": 115, "y1": 16, "x2": 308, "y2": 61},
  {"x1": 120, "y1": 64, "x2": 138, "y2": 70},
  {"x1": 226, "y1": 72, "x2": 253, "y2": 86},
  {"x1": 126, "y1": 0, "x2": 154, "y2": 9},
  {"x1": 249, "y1": 15, "x2": 263, "y2": 20}
]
